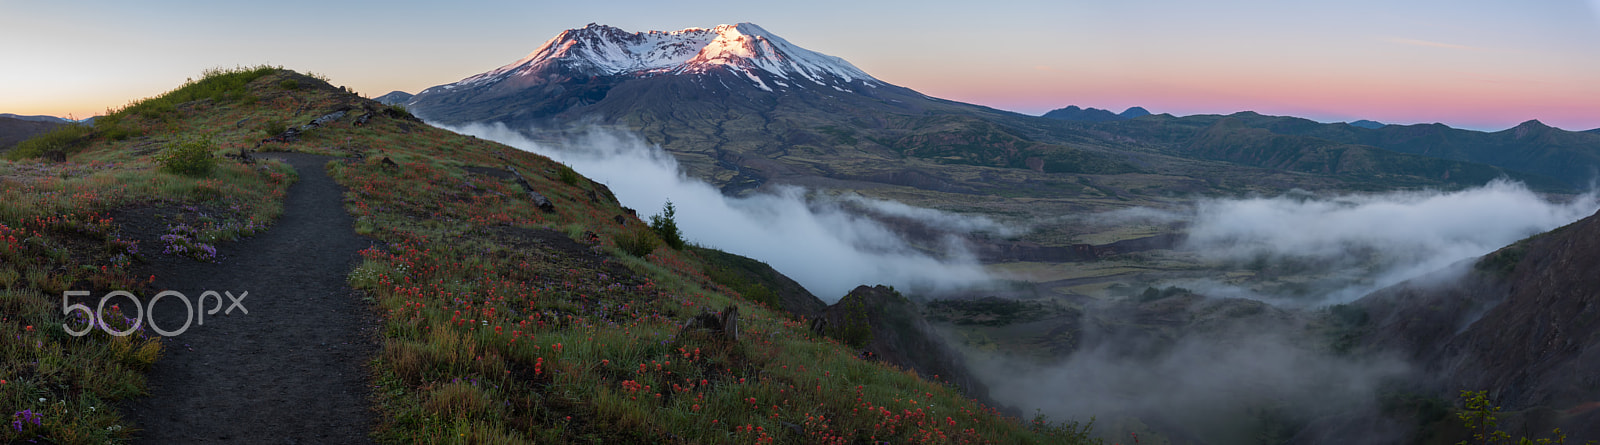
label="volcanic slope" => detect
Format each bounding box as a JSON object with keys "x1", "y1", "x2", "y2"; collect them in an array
[
  {"x1": 1326, "y1": 207, "x2": 1600, "y2": 442},
  {"x1": 406, "y1": 22, "x2": 1563, "y2": 216},
  {"x1": 0, "y1": 67, "x2": 1093, "y2": 444},
  {"x1": 406, "y1": 24, "x2": 1138, "y2": 196}
]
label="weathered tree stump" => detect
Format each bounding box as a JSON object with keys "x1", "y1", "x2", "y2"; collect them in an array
[
  {"x1": 680, "y1": 305, "x2": 740, "y2": 342},
  {"x1": 809, "y1": 317, "x2": 828, "y2": 335},
  {"x1": 379, "y1": 157, "x2": 400, "y2": 172}
]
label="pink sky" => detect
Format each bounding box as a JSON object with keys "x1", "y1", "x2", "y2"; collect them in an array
[{"x1": 3, "y1": 1, "x2": 1598, "y2": 131}]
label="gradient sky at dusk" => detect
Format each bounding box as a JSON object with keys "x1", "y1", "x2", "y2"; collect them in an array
[{"x1": 4, "y1": 0, "x2": 1599, "y2": 131}]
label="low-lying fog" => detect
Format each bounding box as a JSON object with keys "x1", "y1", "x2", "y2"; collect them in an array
[
  {"x1": 444, "y1": 123, "x2": 999, "y2": 300},
  {"x1": 988, "y1": 182, "x2": 1597, "y2": 442},
  {"x1": 445, "y1": 121, "x2": 1599, "y2": 442},
  {"x1": 1098, "y1": 180, "x2": 1599, "y2": 305}
]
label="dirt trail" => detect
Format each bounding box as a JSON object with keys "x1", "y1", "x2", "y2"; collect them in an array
[{"x1": 125, "y1": 153, "x2": 377, "y2": 444}]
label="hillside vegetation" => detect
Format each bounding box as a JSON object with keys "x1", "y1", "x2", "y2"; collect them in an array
[
  {"x1": 1090, "y1": 112, "x2": 1594, "y2": 191},
  {"x1": 0, "y1": 117, "x2": 65, "y2": 153},
  {"x1": 0, "y1": 67, "x2": 1095, "y2": 444}
]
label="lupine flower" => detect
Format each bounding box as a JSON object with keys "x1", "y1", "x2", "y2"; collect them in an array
[{"x1": 11, "y1": 409, "x2": 42, "y2": 431}]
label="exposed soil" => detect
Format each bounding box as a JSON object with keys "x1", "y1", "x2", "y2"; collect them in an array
[
  {"x1": 122, "y1": 153, "x2": 379, "y2": 444},
  {"x1": 491, "y1": 225, "x2": 637, "y2": 283}
]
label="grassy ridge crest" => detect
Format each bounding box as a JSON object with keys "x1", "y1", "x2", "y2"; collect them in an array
[{"x1": 0, "y1": 67, "x2": 1097, "y2": 444}]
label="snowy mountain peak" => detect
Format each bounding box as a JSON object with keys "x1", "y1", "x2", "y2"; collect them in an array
[
  {"x1": 446, "y1": 23, "x2": 880, "y2": 92},
  {"x1": 681, "y1": 23, "x2": 877, "y2": 86}
]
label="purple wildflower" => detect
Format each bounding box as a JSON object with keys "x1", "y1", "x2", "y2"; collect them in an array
[{"x1": 11, "y1": 409, "x2": 41, "y2": 431}]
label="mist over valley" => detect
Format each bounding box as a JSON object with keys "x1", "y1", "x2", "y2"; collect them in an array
[
  {"x1": 6, "y1": 8, "x2": 1600, "y2": 444},
  {"x1": 395, "y1": 22, "x2": 1600, "y2": 442}
]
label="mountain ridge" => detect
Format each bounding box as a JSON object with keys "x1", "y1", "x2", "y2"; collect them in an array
[
  {"x1": 1041, "y1": 105, "x2": 1149, "y2": 122},
  {"x1": 406, "y1": 22, "x2": 1174, "y2": 204},
  {"x1": 0, "y1": 113, "x2": 72, "y2": 123},
  {"x1": 406, "y1": 22, "x2": 1577, "y2": 214},
  {"x1": 373, "y1": 90, "x2": 412, "y2": 105},
  {"x1": 1112, "y1": 112, "x2": 1600, "y2": 188},
  {"x1": 0, "y1": 115, "x2": 66, "y2": 152}
]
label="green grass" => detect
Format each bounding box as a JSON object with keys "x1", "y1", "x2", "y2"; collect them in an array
[
  {"x1": 115, "y1": 65, "x2": 280, "y2": 121},
  {"x1": 615, "y1": 227, "x2": 662, "y2": 257},
  {"x1": 313, "y1": 80, "x2": 1096, "y2": 443},
  {"x1": 556, "y1": 164, "x2": 580, "y2": 185},
  {"x1": 5, "y1": 123, "x2": 94, "y2": 160},
  {"x1": 0, "y1": 67, "x2": 301, "y2": 444},
  {"x1": 0, "y1": 159, "x2": 292, "y2": 443},
  {"x1": 154, "y1": 137, "x2": 217, "y2": 177},
  {"x1": 3, "y1": 67, "x2": 1099, "y2": 444},
  {"x1": 698, "y1": 261, "x2": 780, "y2": 310}
]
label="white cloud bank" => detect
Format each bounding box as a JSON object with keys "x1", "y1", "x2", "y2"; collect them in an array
[
  {"x1": 443, "y1": 123, "x2": 998, "y2": 300},
  {"x1": 1178, "y1": 180, "x2": 1599, "y2": 304}
]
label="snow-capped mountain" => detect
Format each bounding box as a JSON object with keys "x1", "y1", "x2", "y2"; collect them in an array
[
  {"x1": 403, "y1": 22, "x2": 1091, "y2": 196},
  {"x1": 404, "y1": 22, "x2": 952, "y2": 151},
  {"x1": 421, "y1": 23, "x2": 879, "y2": 97}
]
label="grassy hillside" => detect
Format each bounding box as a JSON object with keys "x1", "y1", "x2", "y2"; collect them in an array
[
  {"x1": 0, "y1": 116, "x2": 65, "y2": 153},
  {"x1": 1, "y1": 66, "x2": 295, "y2": 442},
  {"x1": 0, "y1": 67, "x2": 1095, "y2": 444}
]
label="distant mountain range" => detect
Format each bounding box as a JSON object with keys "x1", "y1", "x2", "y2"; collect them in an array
[
  {"x1": 402, "y1": 22, "x2": 1600, "y2": 200},
  {"x1": 344, "y1": 23, "x2": 1600, "y2": 442},
  {"x1": 0, "y1": 113, "x2": 71, "y2": 124},
  {"x1": 1045, "y1": 108, "x2": 1390, "y2": 130},
  {"x1": 1041, "y1": 105, "x2": 1150, "y2": 122},
  {"x1": 0, "y1": 115, "x2": 66, "y2": 152},
  {"x1": 1112, "y1": 113, "x2": 1600, "y2": 189},
  {"x1": 373, "y1": 91, "x2": 412, "y2": 105}
]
